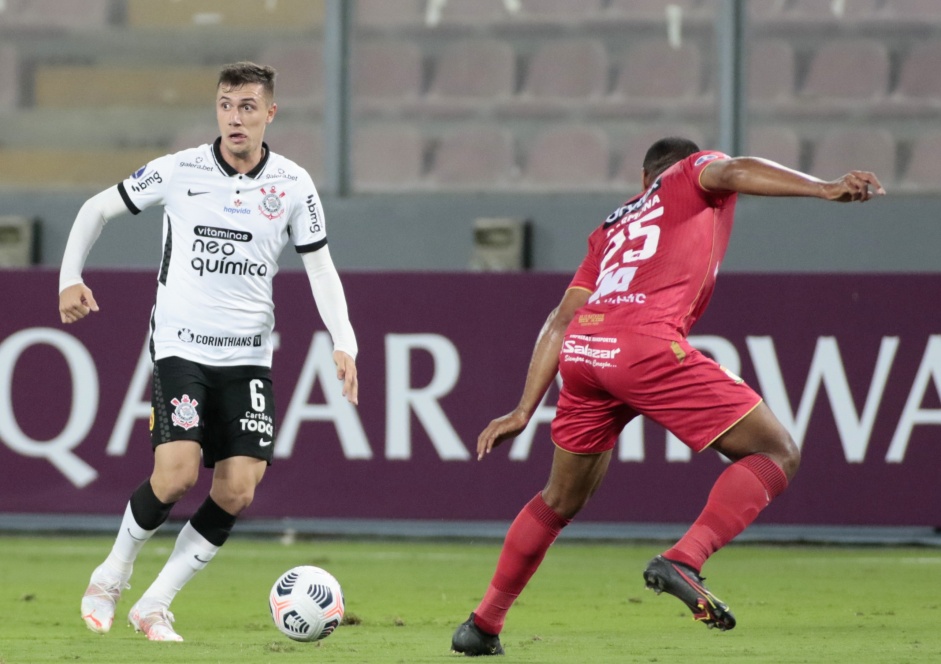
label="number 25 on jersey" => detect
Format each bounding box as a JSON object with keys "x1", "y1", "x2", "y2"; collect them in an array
[{"x1": 589, "y1": 207, "x2": 663, "y2": 304}]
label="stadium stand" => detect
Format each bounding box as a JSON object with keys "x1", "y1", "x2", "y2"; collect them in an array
[
  {"x1": 747, "y1": 126, "x2": 801, "y2": 170},
  {"x1": 33, "y1": 65, "x2": 218, "y2": 108},
  {"x1": 794, "y1": 39, "x2": 890, "y2": 116},
  {"x1": 780, "y1": 0, "x2": 881, "y2": 21},
  {"x1": 878, "y1": 40, "x2": 941, "y2": 117},
  {"x1": 613, "y1": 124, "x2": 708, "y2": 187},
  {"x1": 513, "y1": 0, "x2": 606, "y2": 25},
  {"x1": 0, "y1": 44, "x2": 19, "y2": 110},
  {"x1": 355, "y1": 0, "x2": 425, "y2": 29},
  {"x1": 522, "y1": 125, "x2": 610, "y2": 189},
  {"x1": 124, "y1": 0, "x2": 324, "y2": 29},
  {"x1": 257, "y1": 43, "x2": 324, "y2": 113},
  {"x1": 352, "y1": 40, "x2": 424, "y2": 117},
  {"x1": 2, "y1": 0, "x2": 940, "y2": 193},
  {"x1": 0, "y1": 148, "x2": 163, "y2": 187},
  {"x1": 352, "y1": 124, "x2": 425, "y2": 190},
  {"x1": 434, "y1": 0, "x2": 509, "y2": 26},
  {"x1": 429, "y1": 126, "x2": 517, "y2": 188},
  {"x1": 0, "y1": 0, "x2": 112, "y2": 31},
  {"x1": 593, "y1": 39, "x2": 707, "y2": 119},
  {"x1": 264, "y1": 125, "x2": 325, "y2": 182},
  {"x1": 881, "y1": 0, "x2": 941, "y2": 22},
  {"x1": 418, "y1": 38, "x2": 516, "y2": 118},
  {"x1": 747, "y1": 39, "x2": 796, "y2": 111},
  {"x1": 810, "y1": 128, "x2": 897, "y2": 185},
  {"x1": 899, "y1": 133, "x2": 941, "y2": 191},
  {"x1": 497, "y1": 38, "x2": 608, "y2": 117},
  {"x1": 607, "y1": 0, "x2": 702, "y2": 16}
]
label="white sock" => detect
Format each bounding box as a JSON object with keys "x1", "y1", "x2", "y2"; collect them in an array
[
  {"x1": 102, "y1": 502, "x2": 158, "y2": 579},
  {"x1": 139, "y1": 522, "x2": 219, "y2": 609}
]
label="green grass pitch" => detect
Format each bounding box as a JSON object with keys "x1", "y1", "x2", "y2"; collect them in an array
[{"x1": 0, "y1": 534, "x2": 939, "y2": 663}]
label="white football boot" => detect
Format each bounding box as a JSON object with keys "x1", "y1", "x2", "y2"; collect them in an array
[
  {"x1": 128, "y1": 599, "x2": 184, "y2": 642},
  {"x1": 80, "y1": 564, "x2": 131, "y2": 634}
]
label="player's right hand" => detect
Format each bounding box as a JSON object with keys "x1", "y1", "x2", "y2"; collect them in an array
[
  {"x1": 59, "y1": 283, "x2": 99, "y2": 324},
  {"x1": 824, "y1": 171, "x2": 886, "y2": 202},
  {"x1": 477, "y1": 408, "x2": 530, "y2": 461}
]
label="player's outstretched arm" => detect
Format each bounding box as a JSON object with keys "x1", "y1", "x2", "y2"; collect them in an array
[
  {"x1": 476, "y1": 287, "x2": 590, "y2": 461},
  {"x1": 700, "y1": 156, "x2": 885, "y2": 202},
  {"x1": 59, "y1": 283, "x2": 99, "y2": 324}
]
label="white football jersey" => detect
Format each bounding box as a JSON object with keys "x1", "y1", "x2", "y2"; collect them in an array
[{"x1": 118, "y1": 139, "x2": 326, "y2": 367}]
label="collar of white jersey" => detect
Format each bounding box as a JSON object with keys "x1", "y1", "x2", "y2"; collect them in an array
[{"x1": 211, "y1": 137, "x2": 271, "y2": 179}]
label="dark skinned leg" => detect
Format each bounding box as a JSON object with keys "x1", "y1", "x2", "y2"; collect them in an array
[
  {"x1": 664, "y1": 401, "x2": 799, "y2": 571},
  {"x1": 472, "y1": 446, "x2": 612, "y2": 635}
]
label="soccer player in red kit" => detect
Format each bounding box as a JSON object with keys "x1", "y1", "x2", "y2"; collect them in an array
[{"x1": 451, "y1": 137, "x2": 884, "y2": 655}]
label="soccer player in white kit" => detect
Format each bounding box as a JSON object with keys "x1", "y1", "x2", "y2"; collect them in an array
[{"x1": 58, "y1": 62, "x2": 358, "y2": 642}]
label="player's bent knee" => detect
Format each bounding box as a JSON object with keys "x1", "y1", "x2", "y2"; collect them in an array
[
  {"x1": 213, "y1": 488, "x2": 256, "y2": 515},
  {"x1": 762, "y1": 430, "x2": 800, "y2": 481},
  {"x1": 150, "y1": 470, "x2": 199, "y2": 503},
  {"x1": 541, "y1": 488, "x2": 588, "y2": 520}
]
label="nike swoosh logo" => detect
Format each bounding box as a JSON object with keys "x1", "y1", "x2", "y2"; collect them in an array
[
  {"x1": 187, "y1": 189, "x2": 210, "y2": 196},
  {"x1": 127, "y1": 527, "x2": 147, "y2": 542},
  {"x1": 194, "y1": 554, "x2": 211, "y2": 563},
  {"x1": 259, "y1": 438, "x2": 273, "y2": 447}
]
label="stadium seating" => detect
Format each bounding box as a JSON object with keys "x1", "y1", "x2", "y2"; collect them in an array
[
  {"x1": 748, "y1": 126, "x2": 801, "y2": 170},
  {"x1": 613, "y1": 125, "x2": 708, "y2": 187},
  {"x1": 0, "y1": 0, "x2": 112, "y2": 31},
  {"x1": 352, "y1": 41, "x2": 424, "y2": 117},
  {"x1": 261, "y1": 125, "x2": 325, "y2": 181},
  {"x1": 498, "y1": 39, "x2": 608, "y2": 117},
  {"x1": 880, "y1": 0, "x2": 941, "y2": 22},
  {"x1": 747, "y1": 39, "x2": 796, "y2": 112},
  {"x1": 593, "y1": 39, "x2": 707, "y2": 118},
  {"x1": 749, "y1": 0, "x2": 880, "y2": 23},
  {"x1": 513, "y1": 0, "x2": 605, "y2": 24},
  {"x1": 419, "y1": 39, "x2": 515, "y2": 118},
  {"x1": 258, "y1": 43, "x2": 324, "y2": 112},
  {"x1": 877, "y1": 40, "x2": 941, "y2": 117},
  {"x1": 900, "y1": 133, "x2": 941, "y2": 191},
  {"x1": 430, "y1": 126, "x2": 517, "y2": 188},
  {"x1": 522, "y1": 125, "x2": 611, "y2": 189},
  {"x1": 0, "y1": 44, "x2": 18, "y2": 109},
  {"x1": 170, "y1": 126, "x2": 219, "y2": 153},
  {"x1": 124, "y1": 0, "x2": 323, "y2": 29},
  {"x1": 34, "y1": 65, "x2": 218, "y2": 108},
  {"x1": 602, "y1": 0, "x2": 714, "y2": 30},
  {"x1": 795, "y1": 40, "x2": 890, "y2": 116},
  {"x1": 352, "y1": 124, "x2": 425, "y2": 190},
  {"x1": 355, "y1": 0, "x2": 425, "y2": 29},
  {"x1": 433, "y1": 0, "x2": 509, "y2": 26},
  {"x1": 810, "y1": 128, "x2": 896, "y2": 185},
  {"x1": 0, "y1": 148, "x2": 164, "y2": 187},
  {"x1": 783, "y1": 0, "x2": 881, "y2": 21},
  {"x1": 3, "y1": 0, "x2": 940, "y2": 194}
]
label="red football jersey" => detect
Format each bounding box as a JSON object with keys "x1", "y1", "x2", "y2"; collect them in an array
[{"x1": 568, "y1": 151, "x2": 737, "y2": 339}]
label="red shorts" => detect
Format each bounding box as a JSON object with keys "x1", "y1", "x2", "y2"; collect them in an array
[{"x1": 551, "y1": 332, "x2": 761, "y2": 454}]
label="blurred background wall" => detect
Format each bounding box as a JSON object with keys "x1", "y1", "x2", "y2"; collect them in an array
[{"x1": 0, "y1": 0, "x2": 939, "y2": 272}]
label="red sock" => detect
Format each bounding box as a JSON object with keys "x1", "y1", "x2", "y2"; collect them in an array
[
  {"x1": 664, "y1": 454, "x2": 787, "y2": 572},
  {"x1": 474, "y1": 493, "x2": 570, "y2": 635}
]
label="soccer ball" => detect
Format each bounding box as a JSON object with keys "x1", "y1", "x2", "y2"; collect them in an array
[{"x1": 269, "y1": 566, "x2": 345, "y2": 642}]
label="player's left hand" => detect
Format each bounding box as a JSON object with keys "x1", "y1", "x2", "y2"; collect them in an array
[
  {"x1": 477, "y1": 408, "x2": 530, "y2": 461},
  {"x1": 59, "y1": 282, "x2": 99, "y2": 324},
  {"x1": 824, "y1": 170, "x2": 886, "y2": 202},
  {"x1": 333, "y1": 350, "x2": 358, "y2": 405}
]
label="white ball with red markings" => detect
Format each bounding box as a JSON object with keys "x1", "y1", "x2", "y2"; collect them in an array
[{"x1": 269, "y1": 565, "x2": 345, "y2": 642}]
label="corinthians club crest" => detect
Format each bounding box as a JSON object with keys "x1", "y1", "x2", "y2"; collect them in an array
[
  {"x1": 259, "y1": 185, "x2": 286, "y2": 220},
  {"x1": 170, "y1": 394, "x2": 200, "y2": 430}
]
